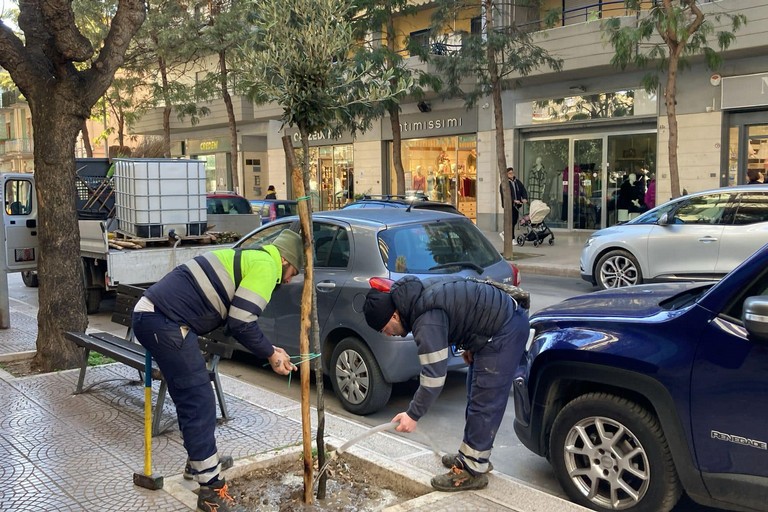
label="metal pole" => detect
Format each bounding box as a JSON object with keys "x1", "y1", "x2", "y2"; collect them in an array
[{"x1": 0, "y1": 212, "x2": 10, "y2": 327}]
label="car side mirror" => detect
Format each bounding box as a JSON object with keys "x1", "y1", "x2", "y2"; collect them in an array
[
  {"x1": 743, "y1": 296, "x2": 768, "y2": 340},
  {"x1": 658, "y1": 213, "x2": 669, "y2": 226}
]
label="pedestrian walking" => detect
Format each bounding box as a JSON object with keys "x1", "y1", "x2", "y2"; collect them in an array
[
  {"x1": 363, "y1": 275, "x2": 530, "y2": 492},
  {"x1": 265, "y1": 185, "x2": 277, "y2": 199},
  {"x1": 132, "y1": 229, "x2": 304, "y2": 512},
  {"x1": 499, "y1": 167, "x2": 528, "y2": 244}
]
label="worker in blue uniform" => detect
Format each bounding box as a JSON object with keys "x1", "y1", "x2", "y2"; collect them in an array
[
  {"x1": 363, "y1": 276, "x2": 529, "y2": 492},
  {"x1": 132, "y1": 229, "x2": 304, "y2": 512}
]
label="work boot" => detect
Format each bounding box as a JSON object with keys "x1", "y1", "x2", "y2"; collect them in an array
[
  {"x1": 441, "y1": 453, "x2": 493, "y2": 472},
  {"x1": 431, "y1": 465, "x2": 488, "y2": 492},
  {"x1": 197, "y1": 479, "x2": 245, "y2": 512},
  {"x1": 184, "y1": 455, "x2": 234, "y2": 480}
]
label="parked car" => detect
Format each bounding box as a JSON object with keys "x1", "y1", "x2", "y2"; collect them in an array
[
  {"x1": 233, "y1": 208, "x2": 519, "y2": 414},
  {"x1": 581, "y1": 185, "x2": 768, "y2": 289},
  {"x1": 206, "y1": 191, "x2": 253, "y2": 214},
  {"x1": 249, "y1": 198, "x2": 298, "y2": 225},
  {"x1": 342, "y1": 194, "x2": 462, "y2": 216},
  {"x1": 514, "y1": 242, "x2": 768, "y2": 512}
]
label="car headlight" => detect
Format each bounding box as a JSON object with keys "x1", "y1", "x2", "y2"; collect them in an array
[{"x1": 584, "y1": 237, "x2": 596, "y2": 248}]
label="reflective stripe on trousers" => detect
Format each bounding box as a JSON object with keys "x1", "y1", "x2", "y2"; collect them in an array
[
  {"x1": 459, "y1": 302, "x2": 529, "y2": 475},
  {"x1": 132, "y1": 311, "x2": 220, "y2": 483}
]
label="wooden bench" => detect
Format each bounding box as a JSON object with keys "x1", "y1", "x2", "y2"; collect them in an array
[{"x1": 65, "y1": 283, "x2": 236, "y2": 436}]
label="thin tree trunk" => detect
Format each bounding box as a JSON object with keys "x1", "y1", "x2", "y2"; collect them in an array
[
  {"x1": 486, "y1": 0, "x2": 513, "y2": 259},
  {"x1": 220, "y1": 51, "x2": 239, "y2": 193},
  {"x1": 159, "y1": 58, "x2": 172, "y2": 158},
  {"x1": 386, "y1": 16, "x2": 405, "y2": 196},
  {"x1": 81, "y1": 120, "x2": 93, "y2": 157}
]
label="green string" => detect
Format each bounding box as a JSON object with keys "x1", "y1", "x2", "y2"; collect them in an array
[
  {"x1": 263, "y1": 353, "x2": 322, "y2": 387},
  {"x1": 296, "y1": 195, "x2": 310, "y2": 201}
]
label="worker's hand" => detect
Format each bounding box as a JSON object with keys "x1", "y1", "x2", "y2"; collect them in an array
[
  {"x1": 268, "y1": 346, "x2": 296, "y2": 375},
  {"x1": 462, "y1": 350, "x2": 473, "y2": 365},
  {"x1": 392, "y1": 412, "x2": 417, "y2": 433}
]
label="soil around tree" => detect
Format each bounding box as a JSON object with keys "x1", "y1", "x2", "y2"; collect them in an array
[
  {"x1": 226, "y1": 456, "x2": 423, "y2": 511},
  {"x1": 0, "y1": 357, "x2": 40, "y2": 377}
]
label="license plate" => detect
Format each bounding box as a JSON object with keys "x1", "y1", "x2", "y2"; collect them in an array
[{"x1": 14, "y1": 248, "x2": 35, "y2": 262}]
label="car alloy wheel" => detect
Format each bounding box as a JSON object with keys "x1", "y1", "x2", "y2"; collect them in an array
[
  {"x1": 549, "y1": 393, "x2": 680, "y2": 512},
  {"x1": 330, "y1": 337, "x2": 392, "y2": 415},
  {"x1": 597, "y1": 249, "x2": 643, "y2": 289}
]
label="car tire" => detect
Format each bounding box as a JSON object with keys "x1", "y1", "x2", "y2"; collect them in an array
[
  {"x1": 596, "y1": 249, "x2": 643, "y2": 289},
  {"x1": 21, "y1": 270, "x2": 39, "y2": 288},
  {"x1": 330, "y1": 337, "x2": 392, "y2": 415},
  {"x1": 549, "y1": 392, "x2": 681, "y2": 512}
]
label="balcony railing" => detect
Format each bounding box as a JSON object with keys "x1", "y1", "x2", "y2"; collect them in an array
[
  {"x1": 0, "y1": 138, "x2": 34, "y2": 156},
  {"x1": 0, "y1": 90, "x2": 22, "y2": 108}
]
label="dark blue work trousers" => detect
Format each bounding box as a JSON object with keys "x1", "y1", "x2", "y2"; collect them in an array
[
  {"x1": 132, "y1": 311, "x2": 218, "y2": 478},
  {"x1": 460, "y1": 302, "x2": 529, "y2": 474}
]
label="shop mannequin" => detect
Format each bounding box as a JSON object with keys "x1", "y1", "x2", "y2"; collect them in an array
[
  {"x1": 618, "y1": 172, "x2": 644, "y2": 212},
  {"x1": 528, "y1": 157, "x2": 546, "y2": 201},
  {"x1": 465, "y1": 148, "x2": 477, "y2": 173},
  {"x1": 413, "y1": 166, "x2": 426, "y2": 192}
]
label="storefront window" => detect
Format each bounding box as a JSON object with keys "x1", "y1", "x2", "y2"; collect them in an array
[
  {"x1": 388, "y1": 135, "x2": 477, "y2": 221},
  {"x1": 522, "y1": 131, "x2": 655, "y2": 230},
  {"x1": 296, "y1": 144, "x2": 354, "y2": 211}
]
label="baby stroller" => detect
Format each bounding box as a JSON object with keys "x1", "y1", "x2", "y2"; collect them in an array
[{"x1": 516, "y1": 199, "x2": 555, "y2": 247}]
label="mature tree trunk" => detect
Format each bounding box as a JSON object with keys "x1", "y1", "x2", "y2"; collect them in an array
[
  {"x1": 30, "y1": 103, "x2": 89, "y2": 370},
  {"x1": 0, "y1": 0, "x2": 146, "y2": 371},
  {"x1": 220, "y1": 51, "x2": 239, "y2": 193}
]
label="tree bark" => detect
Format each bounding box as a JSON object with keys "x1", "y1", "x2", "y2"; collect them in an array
[
  {"x1": 386, "y1": 15, "x2": 405, "y2": 196},
  {"x1": 220, "y1": 51, "x2": 239, "y2": 193},
  {"x1": 81, "y1": 120, "x2": 93, "y2": 157},
  {"x1": 485, "y1": 0, "x2": 513, "y2": 259},
  {"x1": 29, "y1": 96, "x2": 91, "y2": 370}
]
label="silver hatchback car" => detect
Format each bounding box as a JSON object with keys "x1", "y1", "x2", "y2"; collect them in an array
[
  {"x1": 234, "y1": 208, "x2": 519, "y2": 414},
  {"x1": 581, "y1": 185, "x2": 768, "y2": 289}
]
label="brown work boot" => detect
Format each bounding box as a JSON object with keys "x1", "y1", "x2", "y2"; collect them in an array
[
  {"x1": 441, "y1": 453, "x2": 493, "y2": 472},
  {"x1": 196, "y1": 479, "x2": 245, "y2": 512},
  {"x1": 431, "y1": 465, "x2": 488, "y2": 492},
  {"x1": 184, "y1": 455, "x2": 234, "y2": 480}
]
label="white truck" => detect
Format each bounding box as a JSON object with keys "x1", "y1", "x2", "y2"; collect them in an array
[{"x1": 2, "y1": 160, "x2": 259, "y2": 313}]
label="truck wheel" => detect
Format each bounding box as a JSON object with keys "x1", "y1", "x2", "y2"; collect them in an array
[
  {"x1": 596, "y1": 249, "x2": 643, "y2": 289},
  {"x1": 330, "y1": 337, "x2": 391, "y2": 415},
  {"x1": 549, "y1": 392, "x2": 681, "y2": 512},
  {"x1": 21, "y1": 271, "x2": 39, "y2": 288},
  {"x1": 86, "y1": 288, "x2": 102, "y2": 314}
]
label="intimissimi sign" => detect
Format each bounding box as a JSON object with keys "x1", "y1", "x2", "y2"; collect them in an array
[
  {"x1": 382, "y1": 107, "x2": 478, "y2": 140},
  {"x1": 722, "y1": 72, "x2": 768, "y2": 109}
]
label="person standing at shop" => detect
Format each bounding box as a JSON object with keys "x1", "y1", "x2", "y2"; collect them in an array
[{"x1": 499, "y1": 167, "x2": 528, "y2": 244}]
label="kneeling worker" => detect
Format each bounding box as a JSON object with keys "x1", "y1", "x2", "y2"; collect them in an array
[
  {"x1": 363, "y1": 275, "x2": 529, "y2": 492},
  {"x1": 132, "y1": 229, "x2": 303, "y2": 512}
]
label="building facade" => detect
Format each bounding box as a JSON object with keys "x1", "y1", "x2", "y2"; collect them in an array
[{"x1": 130, "y1": 0, "x2": 768, "y2": 232}]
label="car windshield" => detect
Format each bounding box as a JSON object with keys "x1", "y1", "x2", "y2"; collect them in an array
[{"x1": 377, "y1": 219, "x2": 501, "y2": 273}]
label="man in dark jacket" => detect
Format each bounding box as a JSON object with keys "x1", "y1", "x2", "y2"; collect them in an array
[
  {"x1": 499, "y1": 167, "x2": 528, "y2": 244},
  {"x1": 363, "y1": 276, "x2": 529, "y2": 492},
  {"x1": 132, "y1": 229, "x2": 303, "y2": 512}
]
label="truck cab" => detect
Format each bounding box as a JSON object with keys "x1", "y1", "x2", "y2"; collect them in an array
[{"x1": 1, "y1": 173, "x2": 38, "y2": 280}]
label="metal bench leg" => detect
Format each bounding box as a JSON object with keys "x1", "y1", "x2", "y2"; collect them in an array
[
  {"x1": 208, "y1": 355, "x2": 229, "y2": 421},
  {"x1": 152, "y1": 379, "x2": 168, "y2": 437},
  {"x1": 75, "y1": 348, "x2": 91, "y2": 394}
]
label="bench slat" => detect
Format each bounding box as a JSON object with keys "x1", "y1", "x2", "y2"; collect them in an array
[{"x1": 64, "y1": 331, "x2": 163, "y2": 380}]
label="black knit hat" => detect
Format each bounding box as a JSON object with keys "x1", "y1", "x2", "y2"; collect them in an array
[{"x1": 363, "y1": 289, "x2": 396, "y2": 332}]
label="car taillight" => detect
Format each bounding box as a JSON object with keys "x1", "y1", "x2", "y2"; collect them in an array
[
  {"x1": 269, "y1": 204, "x2": 277, "y2": 222},
  {"x1": 508, "y1": 262, "x2": 521, "y2": 287},
  {"x1": 369, "y1": 277, "x2": 394, "y2": 292}
]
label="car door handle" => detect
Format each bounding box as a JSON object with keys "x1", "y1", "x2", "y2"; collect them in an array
[
  {"x1": 698, "y1": 236, "x2": 718, "y2": 243},
  {"x1": 316, "y1": 281, "x2": 336, "y2": 291}
]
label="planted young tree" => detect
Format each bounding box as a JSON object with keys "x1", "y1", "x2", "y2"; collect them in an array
[
  {"x1": 240, "y1": 0, "x2": 410, "y2": 501},
  {"x1": 0, "y1": 0, "x2": 145, "y2": 371},
  {"x1": 604, "y1": 0, "x2": 746, "y2": 199},
  {"x1": 420, "y1": 0, "x2": 561, "y2": 259}
]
